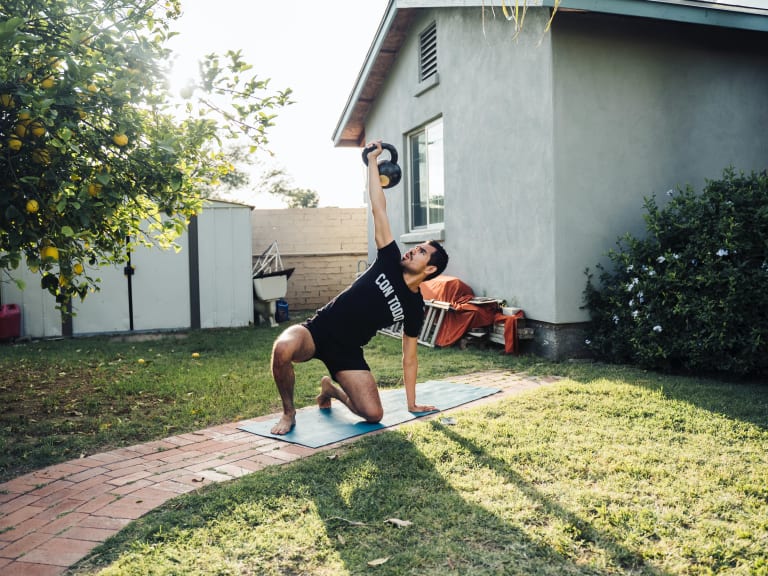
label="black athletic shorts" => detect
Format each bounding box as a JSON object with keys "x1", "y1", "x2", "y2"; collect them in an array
[{"x1": 303, "y1": 317, "x2": 370, "y2": 381}]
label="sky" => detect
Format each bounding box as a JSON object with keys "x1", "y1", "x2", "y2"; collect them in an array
[{"x1": 167, "y1": 0, "x2": 390, "y2": 208}]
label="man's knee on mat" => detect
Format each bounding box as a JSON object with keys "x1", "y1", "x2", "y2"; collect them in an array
[{"x1": 360, "y1": 405, "x2": 384, "y2": 423}]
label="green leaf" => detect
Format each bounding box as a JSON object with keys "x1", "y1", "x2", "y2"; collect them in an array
[
  {"x1": 170, "y1": 172, "x2": 182, "y2": 191},
  {"x1": 0, "y1": 16, "x2": 25, "y2": 41},
  {"x1": 95, "y1": 172, "x2": 112, "y2": 185},
  {"x1": 4, "y1": 205, "x2": 21, "y2": 220}
]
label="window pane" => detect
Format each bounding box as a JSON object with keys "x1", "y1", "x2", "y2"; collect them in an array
[
  {"x1": 408, "y1": 118, "x2": 444, "y2": 230},
  {"x1": 409, "y1": 132, "x2": 427, "y2": 228},
  {"x1": 426, "y1": 121, "x2": 444, "y2": 225}
]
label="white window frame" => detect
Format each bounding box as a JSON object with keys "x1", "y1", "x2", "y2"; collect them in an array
[{"x1": 406, "y1": 117, "x2": 444, "y2": 234}]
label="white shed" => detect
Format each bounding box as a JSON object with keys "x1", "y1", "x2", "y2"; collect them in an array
[{"x1": 0, "y1": 199, "x2": 254, "y2": 339}]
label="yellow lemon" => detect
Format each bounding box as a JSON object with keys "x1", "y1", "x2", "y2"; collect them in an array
[
  {"x1": 40, "y1": 76, "x2": 56, "y2": 89},
  {"x1": 112, "y1": 133, "x2": 128, "y2": 147},
  {"x1": 41, "y1": 245, "x2": 59, "y2": 261},
  {"x1": 137, "y1": 358, "x2": 145, "y2": 364},
  {"x1": 8, "y1": 136, "x2": 22, "y2": 151},
  {"x1": 13, "y1": 121, "x2": 30, "y2": 137},
  {"x1": 87, "y1": 183, "x2": 102, "y2": 197},
  {"x1": 29, "y1": 121, "x2": 45, "y2": 138},
  {"x1": 0, "y1": 93, "x2": 15, "y2": 108},
  {"x1": 87, "y1": 84, "x2": 98, "y2": 93},
  {"x1": 31, "y1": 148, "x2": 50, "y2": 165},
  {"x1": 191, "y1": 352, "x2": 200, "y2": 359},
  {"x1": 26, "y1": 199, "x2": 39, "y2": 214},
  {"x1": 73, "y1": 262, "x2": 84, "y2": 275}
]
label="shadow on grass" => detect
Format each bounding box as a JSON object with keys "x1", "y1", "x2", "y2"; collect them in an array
[
  {"x1": 73, "y1": 428, "x2": 671, "y2": 575},
  {"x1": 432, "y1": 422, "x2": 670, "y2": 575},
  {"x1": 553, "y1": 363, "x2": 768, "y2": 431}
]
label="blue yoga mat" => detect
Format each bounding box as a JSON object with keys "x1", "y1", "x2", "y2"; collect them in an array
[{"x1": 238, "y1": 380, "x2": 500, "y2": 448}]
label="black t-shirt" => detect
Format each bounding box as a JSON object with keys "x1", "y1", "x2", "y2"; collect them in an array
[{"x1": 312, "y1": 241, "x2": 424, "y2": 346}]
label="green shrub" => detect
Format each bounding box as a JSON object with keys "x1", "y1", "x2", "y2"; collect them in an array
[{"x1": 583, "y1": 167, "x2": 768, "y2": 376}]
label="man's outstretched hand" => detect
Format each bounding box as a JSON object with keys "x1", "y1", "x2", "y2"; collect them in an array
[{"x1": 409, "y1": 404, "x2": 437, "y2": 413}]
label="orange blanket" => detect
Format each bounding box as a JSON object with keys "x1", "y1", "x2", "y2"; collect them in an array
[
  {"x1": 421, "y1": 276, "x2": 522, "y2": 352},
  {"x1": 493, "y1": 309, "x2": 525, "y2": 354}
]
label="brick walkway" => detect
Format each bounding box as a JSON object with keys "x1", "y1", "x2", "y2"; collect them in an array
[{"x1": 0, "y1": 371, "x2": 559, "y2": 575}]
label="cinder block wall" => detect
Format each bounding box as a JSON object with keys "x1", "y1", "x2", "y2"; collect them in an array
[{"x1": 251, "y1": 208, "x2": 369, "y2": 311}]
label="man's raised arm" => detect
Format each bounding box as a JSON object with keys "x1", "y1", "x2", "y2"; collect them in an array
[{"x1": 366, "y1": 141, "x2": 394, "y2": 249}]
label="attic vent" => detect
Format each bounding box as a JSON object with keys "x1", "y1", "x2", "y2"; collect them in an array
[{"x1": 419, "y1": 22, "x2": 437, "y2": 82}]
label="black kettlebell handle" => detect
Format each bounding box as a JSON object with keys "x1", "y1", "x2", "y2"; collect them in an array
[{"x1": 362, "y1": 142, "x2": 398, "y2": 166}]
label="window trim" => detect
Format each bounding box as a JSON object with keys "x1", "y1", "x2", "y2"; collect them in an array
[
  {"x1": 406, "y1": 116, "x2": 444, "y2": 234},
  {"x1": 400, "y1": 227, "x2": 445, "y2": 245}
]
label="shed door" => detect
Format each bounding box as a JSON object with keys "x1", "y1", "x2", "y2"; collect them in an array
[{"x1": 129, "y1": 236, "x2": 191, "y2": 331}]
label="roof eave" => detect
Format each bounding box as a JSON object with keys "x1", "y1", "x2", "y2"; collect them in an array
[
  {"x1": 543, "y1": 0, "x2": 768, "y2": 32},
  {"x1": 333, "y1": 3, "x2": 423, "y2": 148}
]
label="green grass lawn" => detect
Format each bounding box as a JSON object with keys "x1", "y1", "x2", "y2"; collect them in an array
[
  {"x1": 0, "y1": 313, "x2": 530, "y2": 482},
  {"x1": 2, "y1": 317, "x2": 767, "y2": 575}
]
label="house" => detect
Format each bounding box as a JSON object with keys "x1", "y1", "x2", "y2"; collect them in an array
[
  {"x1": 1, "y1": 199, "x2": 254, "y2": 339},
  {"x1": 333, "y1": 0, "x2": 768, "y2": 360}
]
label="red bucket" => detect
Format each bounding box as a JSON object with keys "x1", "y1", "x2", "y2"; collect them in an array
[{"x1": 0, "y1": 304, "x2": 21, "y2": 340}]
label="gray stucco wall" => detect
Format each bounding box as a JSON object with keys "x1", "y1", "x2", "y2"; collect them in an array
[
  {"x1": 551, "y1": 12, "x2": 768, "y2": 324},
  {"x1": 365, "y1": 8, "x2": 558, "y2": 318},
  {"x1": 362, "y1": 6, "x2": 768, "y2": 336}
]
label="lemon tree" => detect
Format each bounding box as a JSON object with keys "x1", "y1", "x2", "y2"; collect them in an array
[{"x1": 0, "y1": 0, "x2": 292, "y2": 305}]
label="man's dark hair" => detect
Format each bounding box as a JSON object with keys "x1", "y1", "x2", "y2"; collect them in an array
[{"x1": 426, "y1": 240, "x2": 449, "y2": 281}]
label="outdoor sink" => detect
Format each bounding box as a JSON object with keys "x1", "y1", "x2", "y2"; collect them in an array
[{"x1": 253, "y1": 268, "x2": 294, "y2": 327}]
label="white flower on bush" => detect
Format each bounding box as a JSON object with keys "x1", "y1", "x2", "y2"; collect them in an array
[
  {"x1": 585, "y1": 339, "x2": 591, "y2": 345},
  {"x1": 632, "y1": 310, "x2": 639, "y2": 318},
  {"x1": 627, "y1": 277, "x2": 639, "y2": 291},
  {"x1": 629, "y1": 299, "x2": 635, "y2": 308},
  {"x1": 716, "y1": 248, "x2": 729, "y2": 257},
  {"x1": 637, "y1": 291, "x2": 644, "y2": 303},
  {"x1": 626, "y1": 264, "x2": 634, "y2": 273},
  {"x1": 653, "y1": 325, "x2": 663, "y2": 333},
  {"x1": 656, "y1": 256, "x2": 666, "y2": 264},
  {"x1": 612, "y1": 315, "x2": 619, "y2": 324},
  {"x1": 666, "y1": 189, "x2": 674, "y2": 197}
]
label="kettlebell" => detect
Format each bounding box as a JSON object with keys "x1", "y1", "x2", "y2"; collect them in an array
[{"x1": 362, "y1": 142, "x2": 402, "y2": 189}]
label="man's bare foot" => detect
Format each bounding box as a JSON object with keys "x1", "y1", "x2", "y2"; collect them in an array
[
  {"x1": 270, "y1": 413, "x2": 296, "y2": 435},
  {"x1": 316, "y1": 376, "x2": 335, "y2": 409}
]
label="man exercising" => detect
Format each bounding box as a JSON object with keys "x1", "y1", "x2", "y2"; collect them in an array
[{"x1": 269, "y1": 140, "x2": 449, "y2": 435}]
